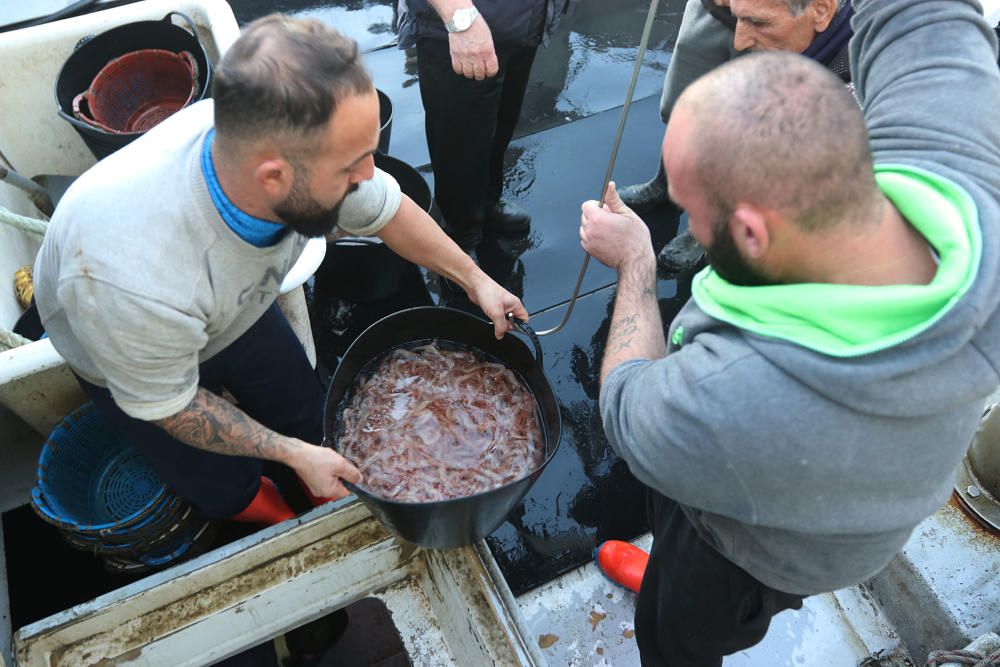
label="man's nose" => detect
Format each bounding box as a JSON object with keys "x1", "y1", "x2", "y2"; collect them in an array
[
  {"x1": 352, "y1": 154, "x2": 375, "y2": 183},
  {"x1": 733, "y1": 21, "x2": 754, "y2": 51}
]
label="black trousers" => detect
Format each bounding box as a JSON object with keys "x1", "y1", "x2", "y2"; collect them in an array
[
  {"x1": 76, "y1": 302, "x2": 325, "y2": 519},
  {"x1": 635, "y1": 490, "x2": 805, "y2": 666},
  {"x1": 416, "y1": 37, "x2": 537, "y2": 248}
]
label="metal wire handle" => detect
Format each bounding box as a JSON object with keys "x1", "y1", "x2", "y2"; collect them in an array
[{"x1": 530, "y1": 0, "x2": 662, "y2": 337}]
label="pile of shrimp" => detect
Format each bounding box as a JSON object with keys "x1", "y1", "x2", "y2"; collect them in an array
[{"x1": 337, "y1": 340, "x2": 544, "y2": 503}]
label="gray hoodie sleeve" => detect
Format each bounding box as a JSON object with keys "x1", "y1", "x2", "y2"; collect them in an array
[
  {"x1": 850, "y1": 0, "x2": 1000, "y2": 194},
  {"x1": 852, "y1": 0, "x2": 1000, "y2": 369},
  {"x1": 658, "y1": 0, "x2": 739, "y2": 124},
  {"x1": 599, "y1": 333, "x2": 761, "y2": 523}
]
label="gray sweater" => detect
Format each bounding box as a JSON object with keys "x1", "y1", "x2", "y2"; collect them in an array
[
  {"x1": 35, "y1": 101, "x2": 402, "y2": 421},
  {"x1": 601, "y1": 0, "x2": 1000, "y2": 595}
]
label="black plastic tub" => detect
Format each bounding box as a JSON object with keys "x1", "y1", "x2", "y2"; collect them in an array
[
  {"x1": 323, "y1": 307, "x2": 561, "y2": 549},
  {"x1": 375, "y1": 153, "x2": 429, "y2": 211},
  {"x1": 55, "y1": 12, "x2": 212, "y2": 159},
  {"x1": 316, "y1": 153, "x2": 432, "y2": 302}
]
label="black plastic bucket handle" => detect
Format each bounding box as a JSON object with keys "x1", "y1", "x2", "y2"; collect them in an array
[
  {"x1": 162, "y1": 11, "x2": 201, "y2": 39},
  {"x1": 73, "y1": 12, "x2": 203, "y2": 53},
  {"x1": 506, "y1": 313, "x2": 544, "y2": 367}
]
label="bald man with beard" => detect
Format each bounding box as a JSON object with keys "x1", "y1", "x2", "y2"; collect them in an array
[
  {"x1": 620, "y1": 0, "x2": 855, "y2": 274},
  {"x1": 583, "y1": 0, "x2": 1000, "y2": 663}
]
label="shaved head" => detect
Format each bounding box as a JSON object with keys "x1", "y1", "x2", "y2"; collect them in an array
[{"x1": 676, "y1": 52, "x2": 877, "y2": 232}]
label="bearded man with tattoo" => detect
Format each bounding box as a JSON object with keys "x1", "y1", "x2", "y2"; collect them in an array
[{"x1": 33, "y1": 15, "x2": 527, "y2": 525}]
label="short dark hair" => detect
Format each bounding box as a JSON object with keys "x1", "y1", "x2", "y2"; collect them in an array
[
  {"x1": 212, "y1": 14, "x2": 372, "y2": 149},
  {"x1": 681, "y1": 52, "x2": 876, "y2": 232}
]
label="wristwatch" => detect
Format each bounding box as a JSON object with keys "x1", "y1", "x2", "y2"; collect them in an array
[{"x1": 445, "y1": 7, "x2": 479, "y2": 33}]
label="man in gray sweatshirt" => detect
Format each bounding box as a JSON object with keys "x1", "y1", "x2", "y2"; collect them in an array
[
  {"x1": 581, "y1": 0, "x2": 1000, "y2": 663},
  {"x1": 35, "y1": 15, "x2": 529, "y2": 526}
]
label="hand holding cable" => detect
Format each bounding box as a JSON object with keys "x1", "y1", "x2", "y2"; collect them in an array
[
  {"x1": 580, "y1": 182, "x2": 655, "y2": 271},
  {"x1": 468, "y1": 274, "x2": 529, "y2": 339}
]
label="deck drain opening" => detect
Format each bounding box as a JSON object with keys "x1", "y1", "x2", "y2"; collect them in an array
[{"x1": 280, "y1": 598, "x2": 411, "y2": 667}]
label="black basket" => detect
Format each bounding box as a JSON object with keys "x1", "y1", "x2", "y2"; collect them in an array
[{"x1": 55, "y1": 11, "x2": 212, "y2": 160}]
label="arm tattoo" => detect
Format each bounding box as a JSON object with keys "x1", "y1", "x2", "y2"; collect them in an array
[
  {"x1": 607, "y1": 314, "x2": 639, "y2": 351},
  {"x1": 154, "y1": 388, "x2": 298, "y2": 461},
  {"x1": 599, "y1": 258, "x2": 666, "y2": 384}
]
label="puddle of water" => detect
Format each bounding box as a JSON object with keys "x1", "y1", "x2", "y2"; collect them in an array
[{"x1": 235, "y1": 0, "x2": 396, "y2": 52}]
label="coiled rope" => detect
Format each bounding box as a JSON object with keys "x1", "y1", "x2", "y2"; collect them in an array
[{"x1": 0, "y1": 204, "x2": 47, "y2": 241}]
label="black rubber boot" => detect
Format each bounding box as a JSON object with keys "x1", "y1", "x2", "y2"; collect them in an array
[
  {"x1": 485, "y1": 200, "x2": 531, "y2": 234},
  {"x1": 657, "y1": 230, "x2": 706, "y2": 275},
  {"x1": 618, "y1": 159, "x2": 667, "y2": 210}
]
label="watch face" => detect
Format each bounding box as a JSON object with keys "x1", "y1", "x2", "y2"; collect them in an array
[{"x1": 453, "y1": 8, "x2": 475, "y2": 31}]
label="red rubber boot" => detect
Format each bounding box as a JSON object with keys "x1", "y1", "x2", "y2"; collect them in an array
[
  {"x1": 298, "y1": 475, "x2": 336, "y2": 508},
  {"x1": 594, "y1": 540, "x2": 649, "y2": 594},
  {"x1": 230, "y1": 476, "x2": 296, "y2": 525}
]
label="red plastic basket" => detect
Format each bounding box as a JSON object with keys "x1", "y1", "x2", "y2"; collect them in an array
[{"x1": 72, "y1": 48, "x2": 199, "y2": 135}]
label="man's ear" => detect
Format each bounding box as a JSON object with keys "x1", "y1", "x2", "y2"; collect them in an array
[
  {"x1": 254, "y1": 158, "x2": 294, "y2": 202},
  {"x1": 730, "y1": 203, "x2": 771, "y2": 259},
  {"x1": 810, "y1": 0, "x2": 838, "y2": 32}
]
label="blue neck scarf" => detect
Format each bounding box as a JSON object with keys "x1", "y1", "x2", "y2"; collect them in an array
[
  {"x1": 802, "y1": 3, "x2": 853, "y2": 67},
  {"x1": 200, "y1": 129, "x2": 287, "y2": 248}
]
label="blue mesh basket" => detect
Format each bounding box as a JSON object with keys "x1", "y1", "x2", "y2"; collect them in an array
[
  {"x1": 63, "y1": 505, "x2": 202, "y2": 556},
  {"x1": 85, "y1": 495, "x2": 188, "y2": 543},
  {"x1": 31, "y1": 403, "x2": 169, "y2": 533},
  {"x1": 102, "y1": 519, "x2": 214, "y2": 574},
  {"x1": 57, "y1": 499, "x2": 194, "y2": 552}
]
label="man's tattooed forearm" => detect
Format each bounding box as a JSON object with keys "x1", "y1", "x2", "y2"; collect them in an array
[
  {"x1": 154, "y1": 389, "x2": 289, "y2": 460},
  {"x1": 608, "y1": 314, "x2": 640, "y2": 353},
  {"x1": 599, "y1": 257, "x2": 666, "y2": 383}
]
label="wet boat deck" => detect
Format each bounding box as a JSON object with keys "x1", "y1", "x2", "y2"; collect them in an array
[{"x1": 2, "y1": 0, "x2": 999, "y2": 664}]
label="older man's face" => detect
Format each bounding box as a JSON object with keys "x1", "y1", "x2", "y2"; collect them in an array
[{"x1": 730, "y1": 0, "x2": 831, "y2": 54}]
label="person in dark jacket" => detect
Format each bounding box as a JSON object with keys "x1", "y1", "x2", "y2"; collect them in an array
[
  {"x1": 396, "y1": 0, "x2": 569, "y2": 252},
  {"x1": 619, "y1": 0, "x2": 852, "y2": 273}
]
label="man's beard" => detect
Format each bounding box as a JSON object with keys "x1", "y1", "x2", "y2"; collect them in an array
[
  {"x1": 704, "y1": 208, "x2": 775, "y2": 287},
  {"x1": 274, "y1": 168, "x2": 359, "y2": 238}
]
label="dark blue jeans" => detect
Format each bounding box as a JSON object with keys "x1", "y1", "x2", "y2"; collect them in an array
[{"x1": 76, "y1": 303, "x2": 324, "y2": 519}]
